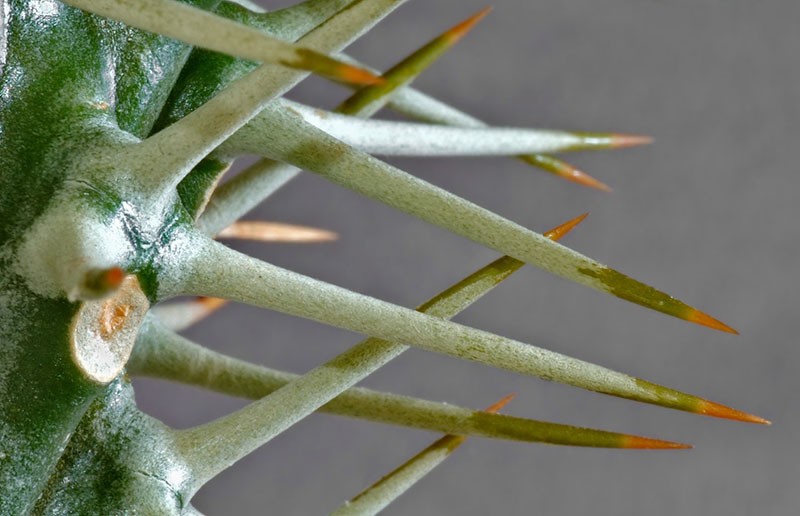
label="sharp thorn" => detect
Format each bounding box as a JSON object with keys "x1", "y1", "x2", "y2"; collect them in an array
[
  {"x1": 695, "y1": 399, "x2": 771, "y2": 425},
  {"x1": 519, "y1": 154, "x2": 612, "y2": 192},
  {"x1": 543, "y1": 213, "x2": 589, "y2": 241},
  {"x1": 610, "y1": 133, "x2": 655, "y2": 149},
  {"x1": 685, "y1": 308, "x2": 739, "y2": 334},
  {"x1": 621, "y1": 435, "x2": 693, "y2": 450},
  {"x1": 443, "y1": 6, "x2": 493, "y2": 44},
  {"x1": 217, "y1": 221, "x2": 338, "y2": 243},
  {"x1": 484, "y1": 393, "x2": 516, "y2": 413}
]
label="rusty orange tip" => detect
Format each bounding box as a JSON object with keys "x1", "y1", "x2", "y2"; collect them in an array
[
  {"x1": 559, "y1": 163, "x2": 612, "y2": 192},
  {"x1": 696, "y1": 399, "x2": 771, "y2": 425},
  {"x1": 621, "y1": 435, "x2": 693, "y2": 450},
  {"x1": 685, "y1": 308, "x2": 739, "y2": 335},
  {"x1": 339, "y1": 64, "x2": 385, "y2": 86},
  {"x1": 445, "y1": 6, "x2": 493, "y2": 43},
  {"x1": 544, "y1": 213, "x2": 589, "y2": 242},
  {"x1": 197, "y1": 296, "x2": 228, "y2": 311},
  {"x1": 484, "y1": 393, "x2": 517, "y2": 413},
  {"x1": 219, "y1": 221, "x2": 338, "y2": 243},
  {"x1": 610, "y1": 133, "x2": 655, "y2": 149},
  {"x1": 102, "y1": 267, "x2": 126, "y2": 289},
  {"x1": 522, "y1": 155, "x2": 612, "y2": 192}
]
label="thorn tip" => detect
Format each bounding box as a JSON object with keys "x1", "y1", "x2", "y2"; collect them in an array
[
  {"x1": 198, "y1": 296, "x2": 228, "y2": 311},
  {"x1": 544, "y1": 213, "x2": 589, "y2": 241},
  {"x1": 81, "y1": 266, "x2": 127, "y2": 299},
  {"x1": 610, "y1": 134, "x2": 654, "y2": 149},
  {"x1": 686, "y1": 309, "x2": 739, "y2": 334},
  {"x1": 696, "y1": 400, "x2": 771, "y2": 425},
  {"x1": 622, "y1": 435, "x2": 693, "y2": 450},
  {"x1": 104, "y1": 267, "x2": 126, "y2": 288},
  {"x1": 341, "y1": 65, "x2": 385, "y2": 85},
  {"x1": 445, "y1": 6, "x2": 493, "y2": 43},
  {"x1": 484, "y1": 393, "x2": 516, "y2": 413},
  {"x1": 218, "y1": 221, "x2": 338, "y2": 243},
  {"x1": 554, "y1": 161, "x2": 613, "y2": 192},
  {"x1": 520, "y1": 155, "x2": 611, "y2": 192}
]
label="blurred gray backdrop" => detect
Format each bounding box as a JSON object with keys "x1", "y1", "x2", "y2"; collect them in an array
[{"x1": 135, "y1": 0, "x2": 800, "y2": 514}]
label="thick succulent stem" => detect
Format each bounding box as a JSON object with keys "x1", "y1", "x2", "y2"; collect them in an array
[{"x1": 0, "y1": 0, "x2": 762, "y2": 512}]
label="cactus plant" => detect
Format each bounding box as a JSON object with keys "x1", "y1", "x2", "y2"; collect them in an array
[{"x1": 0, "y1": 0, "x2": 768, "y2": 513}]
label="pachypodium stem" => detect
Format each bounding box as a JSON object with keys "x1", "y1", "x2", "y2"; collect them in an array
[{"x1": 0, "y1": 0, "x2": 763, "y2": 513}]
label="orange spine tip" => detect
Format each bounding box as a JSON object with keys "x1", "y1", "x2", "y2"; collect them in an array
[
  {"x1": 610, "y1": 133, "x2": 655, "y2": 149},
  {"x1": 621, "y1": 435, "x2": 693, "y2": 450},
  {"x1": 218, "y1": 221, "x2": 338, "y2": 243},
  {"x1": 520, "y1": 155, "x2": 611, "y2": 192},
  {"x1": 103, "y1": 266, "x2": 126, "y2": 289},
  {"x1": 444, "y1": 6, "x2": 493, "y2": 43},
  {"x1": 685, "y1": 308, "x2": 739, "y2": 334},
  {"x1": 544, "y1": 213, "x2": 589, "y2": 242},
  {"x1": 83, "y1": 266, "x2": 127, "y2": 296},
  {"x1": 340, "y1": 65, "x2": 385, "y2": 86},
  {"x1": 559, "y1": 164, "x2": 612, "y2": 192},
  {"x1": 695, "y1": 400, "x2": 771, "y2": 425},
  {"x1": 198, "y1": 296, "x2": 228, "y2": 312},
  {"x1": 484, "y1": 393, "x2": 516, "y2": 413},
  {"x1": 180, "y1": 296, "x2": 228, "y2": 327}
]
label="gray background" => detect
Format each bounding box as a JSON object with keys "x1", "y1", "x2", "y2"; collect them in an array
[{"x1": 135, "y1": 1, "x2": 799, "y2": 514}]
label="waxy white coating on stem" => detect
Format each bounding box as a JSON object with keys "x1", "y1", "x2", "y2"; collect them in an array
[
  {"x1": 163, "y1": 233, "x2": 650, "y2": 405},
  {"x1": 12, "y1": 197, "x2": 133, "y2": 301},
  {"x1": 223, "y1": 99, "x2": 586, "y2": 157}
]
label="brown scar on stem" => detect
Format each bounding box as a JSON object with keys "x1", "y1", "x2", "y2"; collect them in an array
[
  {"x1": 70, "y1": 275, "x2": 149, "y2": 384},
  {"x1": 99, "y1": 300, "x2": 132, "y2": 340}
]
